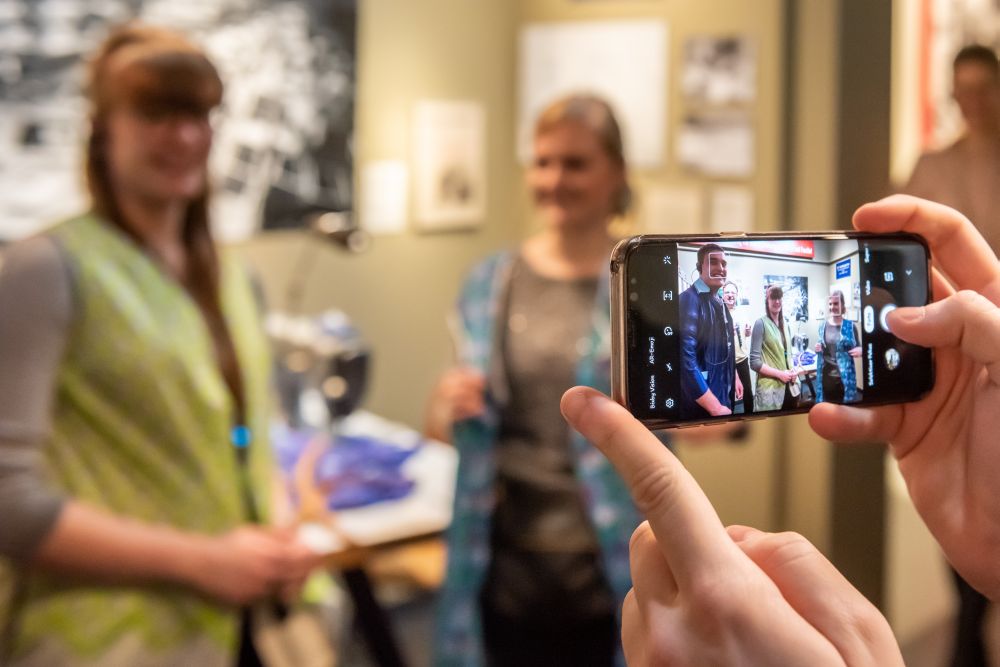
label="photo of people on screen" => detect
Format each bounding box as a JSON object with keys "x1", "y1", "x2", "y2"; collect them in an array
[
  {"x1": 722, "y1": 281, "x2": 753, "y2": 415},
  {"x1": 749, "y1": 284, "x2": 802, "y2": 412},
  {"x1": 678, "y1": 244, "x2": 739, "y2": 418},
  {"x1": 814, "y1": 290, "x2": 861, "y2": 404},
  {"x1": 675, "y1": 239, "x2": 864, "y2": 419}
]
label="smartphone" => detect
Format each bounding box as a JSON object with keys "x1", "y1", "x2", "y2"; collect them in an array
[{"x1": 611, "y1": 232, "x2": 934, "y2": 429}]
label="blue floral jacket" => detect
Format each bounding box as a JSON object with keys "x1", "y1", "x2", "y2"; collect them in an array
[
  {"x1": 432, "y1": 252, "x2": 643, "y2": 667},
  {"x1": 815, "y1": 319, "x2": 859, "y2": 403}
]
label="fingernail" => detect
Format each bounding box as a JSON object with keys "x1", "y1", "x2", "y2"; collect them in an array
[{"x1": 561, "y1": 387, "x2": 594, "y2": 422}]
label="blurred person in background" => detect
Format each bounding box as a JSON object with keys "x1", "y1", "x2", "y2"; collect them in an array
[
  {"x1": 905, "y1": 43, "x2": 998, "y2": 667},
  {"x1": 426, "y1": 94, "x2": 643, "y2": 667},
  {"x1": 0, "y1": 24, "x2": 319, "y2": 667},
  {"x1": 906, "y1": 44, "x2": 1000, "y2": 256}
]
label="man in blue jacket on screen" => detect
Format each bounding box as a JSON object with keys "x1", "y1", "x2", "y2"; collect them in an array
[{"x1": 679, "y1": 243, "x2": 740, "y2": 418}]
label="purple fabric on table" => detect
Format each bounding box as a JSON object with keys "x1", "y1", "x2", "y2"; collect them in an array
[
  {"x1": 315, "y1": 435, "x2": 419, "y2": 509},
  {"x1": 273, "y1": 428, "x2": 421, "y2": 509},
  {"x1": 795, "y1": 350, "x2": 816, "y2": 366}
]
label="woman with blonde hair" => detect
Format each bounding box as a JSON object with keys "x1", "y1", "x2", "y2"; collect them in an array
[
  {"x1": 428, "y1": 94, "x2": 641, "y2": 666},
  {"x1": 814, "y1": 290, "x2": 861, "y2": 403},
  {"x1": 0, "y1": 24, "x2": 318, "y2": 666}
]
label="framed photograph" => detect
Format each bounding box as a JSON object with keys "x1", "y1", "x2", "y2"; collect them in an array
[
  {"x1": 0, "y1": 0, "x2": 357, "y2": 243},
  {"x1": 412, "y1": 100, "x2": 486, "y2": 231},
  {"x1": 682, "y1": 35, "x2": 757, "y2": 105}
]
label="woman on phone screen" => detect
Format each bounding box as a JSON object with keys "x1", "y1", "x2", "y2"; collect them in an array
[{"x1": 749, "y1": 284, "x2": 800, "y2": 412}]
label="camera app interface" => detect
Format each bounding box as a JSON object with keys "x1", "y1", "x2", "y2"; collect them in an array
[{"x1": 626, "y1": 237, "x2": 932, "y2": 423}]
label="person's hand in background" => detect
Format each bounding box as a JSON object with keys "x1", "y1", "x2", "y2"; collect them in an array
[
  {"x1": 424, "y1": 367, "x2": 486, "y2": 442},
  {"x1": 187, "y1": 525, "x2": 323, "y2": 606}
]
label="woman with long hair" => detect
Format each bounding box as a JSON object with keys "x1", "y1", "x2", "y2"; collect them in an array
[
  {"x1": 0, "y1": 24, "x2": 318, "y2": 666},
  {"x1": 749, "y1": 284, "x2": 800, "y2": 412},
  {"x1": 427, "y1": 94, "x2": 642, "y2": 666}
]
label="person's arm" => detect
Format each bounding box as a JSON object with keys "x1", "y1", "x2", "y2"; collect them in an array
[
  {"x1": 33, "y1": 503, "x2": 318, "y2": 605},
  {"x1": 0, "y1": 236, "x2": 73, "y2": 560},
  {"x1": 678, "y1": 290, "x2": 710, "y2": 398},
  {"x1": 848, "y1": 324, "x2": 862, "y2": 357},
  {"x1": 679, "y1": 291, "x2": 728, "y2": 414},
  {"x1": 424, "y1": 367, "x2": 486, "y2": 443}
]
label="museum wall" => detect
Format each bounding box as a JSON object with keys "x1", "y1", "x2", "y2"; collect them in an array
[{"x1": 236, "y1": 0, "x2": 520, "y2": 429}]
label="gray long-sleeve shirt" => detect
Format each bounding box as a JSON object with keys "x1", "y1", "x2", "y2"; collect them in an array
[{"x1": 0, "y1": 235, "x2": 75, "y2": 560}]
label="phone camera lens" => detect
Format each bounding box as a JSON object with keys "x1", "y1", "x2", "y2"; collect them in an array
[
  {"x1": 630, "y1": 277, "x2": 637, "y2": 285},
  {"x1": 629, "y1": 292, "x2": 638, "y2": 302}
]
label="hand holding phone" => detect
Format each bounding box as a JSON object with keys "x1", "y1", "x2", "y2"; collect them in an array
[
  {"x1": 611, "y1": 229, "x2": 933, "y2": 429},
  {"x1": 810, "y1": 195, "x2": 1000, "y2": 598}
]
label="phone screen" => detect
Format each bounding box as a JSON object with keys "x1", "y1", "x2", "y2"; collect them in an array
[{"x1": 616, "y1": 234, "x2": 933, "y2": 427}]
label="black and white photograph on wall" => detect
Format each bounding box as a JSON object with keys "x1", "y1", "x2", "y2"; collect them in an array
[
  {"x1": 681, "y1": 35, "x2": 757, "y2": 106},
  {"x1": 0, "y1": 0, "x2": 356, "y2": 242},
  {"x1": 412, "y1": 100, "x2": 486, "y2": 231},
  {"x1": 763, "y1": 274, "x2": 809, "y2": 323},
  {"x1": 676, "y1": 109, "x2": 755, "y2": 177}
]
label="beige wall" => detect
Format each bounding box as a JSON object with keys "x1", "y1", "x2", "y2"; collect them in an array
[{"x1": 235, "y1": 0, "x2": 520, "y2": 429}]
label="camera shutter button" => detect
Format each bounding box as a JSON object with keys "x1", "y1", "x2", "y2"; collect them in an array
[{"x1": 879, "y1": 304, "x2": 897, "y2": 333}]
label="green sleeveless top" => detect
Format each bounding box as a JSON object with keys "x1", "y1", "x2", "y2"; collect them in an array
[
  {"x1": 754, "y1": 316, "x2": 794, "y2": 412},
  {"x1": 1, "y1": 214, "x2": 273, "y2": 666}
]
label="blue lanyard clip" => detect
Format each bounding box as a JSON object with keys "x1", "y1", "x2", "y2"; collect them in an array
[{"x1": 230, "y1": 425, "x2": 252, "y2": 449}]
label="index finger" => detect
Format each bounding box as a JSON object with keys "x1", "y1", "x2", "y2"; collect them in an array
[
  {"x1": 853, "y1": 195, "x2": 1000, "y2": 300},
  {"x1": 561, "y1": 386, "x2": 740, "y2": 584}
]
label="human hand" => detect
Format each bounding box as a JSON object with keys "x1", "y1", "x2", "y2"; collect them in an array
[
  {"x1": 188, "y1": 525, "x2": 322, "y2": 606},
  {"x1": 810, "y1": 195, "x2": 1000, "y2": 598},
  {"x1": 848, "y1": 346, "x2": 862, "y2": 358},
  {"x1": 696, "y1": 389, "x2": 732, "y2": 416},
  {"x1": 782, "y1": 369, "x2": 798, "y2": 384},
  {"x1": 735, "y1": 373, "x2": 743, "y2": 401},
  {"x1": 815, "y1": 342, "x2": 823, "y2": 353},
  {"x1": 424, "y1": 367, "x2": 486, "y2": 441},
  {"x1": 433, "y1": 367, "x2": 486, "y2": 421},
  {"x1": 561, "y1": 387, "x2": 902, "y2": 666},
  {"x1": 708, "y1": 404, "x2": 732, "y2": 417}
]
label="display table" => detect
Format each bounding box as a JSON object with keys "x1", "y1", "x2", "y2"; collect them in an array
[
  {"x1": 796, "y1": 363, "x2": 818, "y2": 404},
  {"x1": 280, "y1": 411, "x2": 457, "y2": 667}
]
